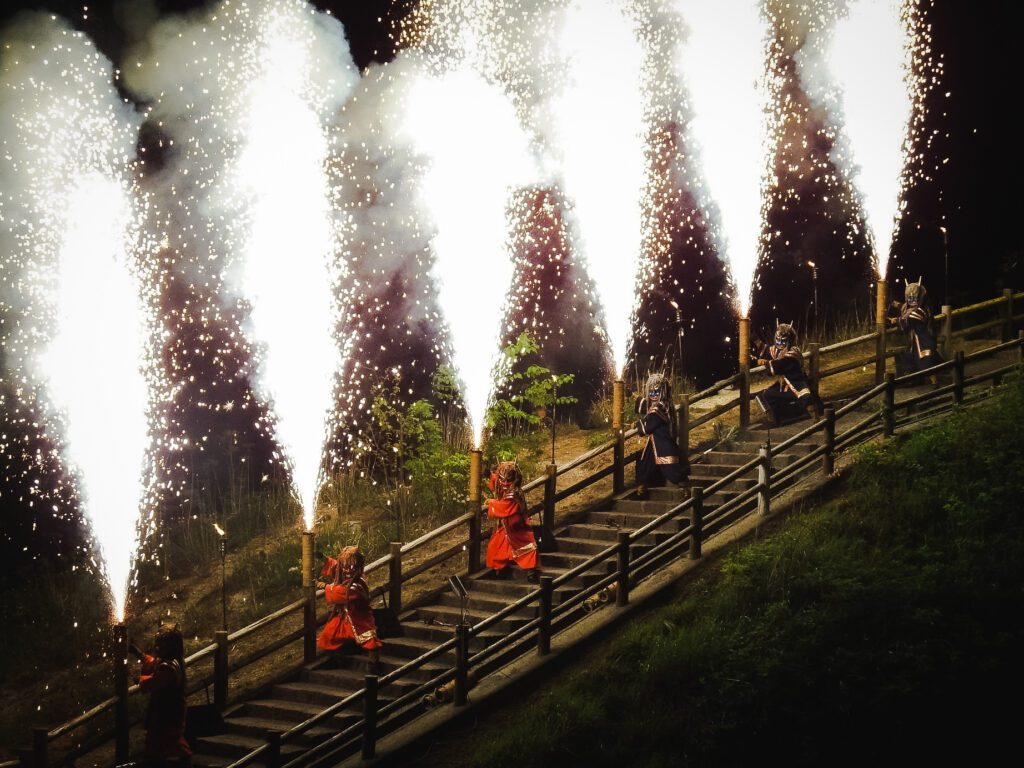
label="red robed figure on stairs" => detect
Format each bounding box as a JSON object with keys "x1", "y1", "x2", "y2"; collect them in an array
[{"x1": 485, "y1": 461, "x2": 539, "y2": 580}]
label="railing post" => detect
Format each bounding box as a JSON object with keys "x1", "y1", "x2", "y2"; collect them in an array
[
  {"x1": 612, "y1": 379, "x2": 625, "y2": 494},
  {"x1": 1002, "y1": 288, "x2": 1013, "y2": 342},
  {"x1": 537, "y1": 576, "x2": 553, "y2": 657},
  {"x1": 953, "y1": 351, "x2": 965, "y2": 405},
  {"x1": 808, "y1": 342, "x2": 821, "y2": 416},
  {"x1": 677, "y1": 393, "x2": 689, "y2": 459},
  {"x1": 941, "y1": 304, "x2": 953, "y2": 358},
  {"x1": 757, "y1": 446, "x2": 770, "y2": 517},
  {"x1": 615, "y1": 531, "x2": 630, "y2": 607},
  {"x1": 468, "y1": 449, "x2": 482, "y2": 574},
  {"x1": 544, "y1": 463, "x2": 556, "y2": 532},
  {"x1": 883, "y1": 373, "x2": 896, "y2": 438},
  {"x1": 389, "y1": 541, "x2": 403, "y2": 615},
  {"x1": 266, "y1": 731, "x2": 281, "y2": 768},
  {"x1": 113, "y1": 623, "x2": 129, "y2": 765},
  {"x1": 361, "y1": 675, "x2": 378, "y2": 760},
  {"x1": 738, "y1": 316, "x2": 751, "y2": 429},
  {"x1": 214, "y1": 629, "x2": 229, "y2": 710},
  {"x1": 876, "y1": 278, "x2": 888, "y2": 384},
  {"x1": 689, "y1": 486, "x2": 703, "y2": 560},
  {"x1": 823, "y1": 407, "x2": 836, "y2": 476},
  {"x1": 32, "y1": 727, "x2": 47, "y2": 768},
  {"x1": 302, "y1": 590, "x2": 316, "y2": 663},
  {"x1": 454, "y1": 623, "x2": 470, "y2": 707},
  {"x1": 1018, "y1": 330, "x2": 1024, "y2": 365}
]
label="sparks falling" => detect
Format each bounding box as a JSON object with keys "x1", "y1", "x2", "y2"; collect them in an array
[
  {"x1": 551, "y1": 0, "x2": 650, "y2": 379},
  {"x1": 0, "y1": 15, "x2": 155, "y2": 622},
  {"x1": 823, "y1": 0, "x2": 921, "y2": 279},
  {"x1": 398, "y1": 65, "x2": 535, "y2": 449},
  {"x1": 126, "y1": 0, "x2": 358, "y2": 529},
  {"x1": 674, "y1": 0, "x2": 775, "y2": 318}
]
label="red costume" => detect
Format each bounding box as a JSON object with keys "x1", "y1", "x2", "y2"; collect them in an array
[
  {"x1": 138, "y1": 628, "x2": 191, "y2": 762},
  {"x1": 317, "y1": 546, "x2": 382, "y2": 651},
  {"x1": 485, "y1": 462, "x2": 538, "y2": 573}
]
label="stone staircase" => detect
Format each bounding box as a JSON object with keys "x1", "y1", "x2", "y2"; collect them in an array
[{"x1": 189, "y1": 418, "x2": 825, "y2": 768}]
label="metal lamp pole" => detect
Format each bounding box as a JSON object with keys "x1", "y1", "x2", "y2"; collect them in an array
[
  {"x1": 939, "y1": 225, "x2": 950, "y2": 305},
  {"x1": 550, "y1": 375, "x2": 558, "y2": 466},
  {"x1": 806, "y1": 260, "x2": 818, "y2": 337},
  {"x1": 214, "y1": 523, "x2": 227, "y2": 632}
]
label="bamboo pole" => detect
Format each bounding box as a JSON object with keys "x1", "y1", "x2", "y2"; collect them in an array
[
  {"x1": 612, "y1": 379, "x2": 625, "y2": 493},
  {"x1": 875, "y1": 279, "x2": 888, "y2": 383},
  {"x1": 738, "y1": 317, "x2": 750, "y2": 428}
]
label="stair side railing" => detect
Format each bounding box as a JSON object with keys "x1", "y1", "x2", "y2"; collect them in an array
[{"x1": 15, "y1": 293, "x2": 1020, "y2": 768}]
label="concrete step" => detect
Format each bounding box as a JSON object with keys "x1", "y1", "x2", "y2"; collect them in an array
[
  {"x1": 221, "y1": 715, "x2": 335, "y2": 746},
  {"x1": 636, "y1": 487, "x2": 737, "y2": 505},
  {"x1": 687, "y1": 473, "x2": 756, "y2": 490},
  {"x1": 241, "y1": 698, "x2": 360, "y2": 726},
  {"x1": 414, "y1": 603, "x2": 534, "y2": 630},
  {"x1": 557, "y1": 536, "x2": 652, "y2": 558},
  {"x1": 195, "y1": 731, "x2": 305, "y2": 760}
]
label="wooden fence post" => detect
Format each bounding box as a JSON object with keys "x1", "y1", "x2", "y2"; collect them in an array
[
  {"x1": 823, "y1": 408, "x2": 836, "y2": 476},
  {"x1": 544, "y1": 463, "x2": 556, "y2": 532},
  {"x1": 757, "y1": 446, "x2": 771, "y2": 517},
  {"x1": 1002, "y1": 288, "x2": 1013, "y2": 342},
  {"x1": 615, "y1": 532, "x2": 630, "y2": 607},
  {"x1": 883, "y1": 373, "x2": 896, "y2": 438},
  {"x1": 954, "y1": 351, "x2": 965, "y2": 405},
  {"x1": 537, "y1": 576, "x2": 553, "y2": 657},
  {"x1": 302, "y1": 590, "x2": 316, "y2": 664},
  {"x1": 941, "y1": 304, "x2": 953, "y2": 358},
  {"x1": 677, "y1": 393, "x2": 689, "y2": 463},
  {"x1": 113, "y1": 623, "x2": 129, "y2": 765},
  {"x1": 389, "y1": 542, "x2": 403, "y2": 615},
  {"x1": 468, "y1": 450, "x2": 482, "y2": 574},
  {"x1": 265, "y1": 731, "x2": 281, "y2": 768},
  {"x1": 32, "y1": 728, "x2": 47, "y2": 768},
  {"x1": 214, "y1": 630, "x2": 229, "y2": 710},
  {"x1": 808, "y1": 343, "x2": 821, "y2": 416},
  {"x1": 361, "y1": 675, "x2": 378, "y2": 760},
  {"x1": 454, "y1": 624, "x2": 470, "y2": 707},
  {"x1": 875, "y1": 325, "x2": 887, "y2": 384},
  {"x1": 1018, "y1": 330, "x2": 1024, "y2": 365},
  {"x1": 689, "y1": 486, "x2": 703, "y2": 561},
  {"x1": 739, "y1": 317, "x2": 750, "y2": 429}
]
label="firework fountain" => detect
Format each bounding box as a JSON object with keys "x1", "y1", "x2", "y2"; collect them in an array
[
  {"x1": 396, "y1": 65, "x2": 535, "y2": 451},
  {"x1": 0, "y1": 16, "x2": 155, "y2": 622},
  {"x1": 125, "y1": 0, "x2": 358, "y2": 540}
]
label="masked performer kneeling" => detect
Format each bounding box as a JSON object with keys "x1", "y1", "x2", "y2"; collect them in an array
[
  {"x1": 485, "y1": 461, "x2": 540, "y2": 583},
  {"x1": 889, "y1": 277, "x2": 943, "y2": 377},
  {"x1": 317, "y1": 546, "x2": 382, "y2": 671},
  {"x1": 634, "y1": 373, "x2": 689, "y2": 500},
  {"x1": 753, "y1": 322, "x2": 817, "y2": 426}
]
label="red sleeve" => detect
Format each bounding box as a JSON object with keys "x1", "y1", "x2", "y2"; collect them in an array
[
  {"x1": 324, "y1": 583, "x2": 351, "y2": 605},
  {"x1": 487, "y1": 497, "x2": 520, "y2": 519},
  {"x1": 139, "y1": 658, "x2": 177, "y2": 692}
]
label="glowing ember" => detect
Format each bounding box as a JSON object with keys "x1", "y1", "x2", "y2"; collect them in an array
[
  {"x1": 673, "y1": 0, "x2": 775, "y2": 318},
  {"x1": 0, "y1": 15, "x2": 154, "y2": 621}
]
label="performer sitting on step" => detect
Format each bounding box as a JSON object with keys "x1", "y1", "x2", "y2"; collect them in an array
[
  {"x1": 317, "y1": 546, "x2": 382, "y2": 671},
  {"x1": 485, "y1": 461, "x2": 540, "y2": 583},
  {"x1": 888, "y1": 277, "x2": 943, "y2": 376},
  {"x1": 753, "y1": 322, "x2": 816, "y2": 426},
  {"x1": 634, "y1": 373, "x2": 689, "y2": 500}
]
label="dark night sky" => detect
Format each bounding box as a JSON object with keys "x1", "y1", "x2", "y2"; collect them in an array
[{"x1": 1, "y1": 0, "x2": 1022, "y2": 579}]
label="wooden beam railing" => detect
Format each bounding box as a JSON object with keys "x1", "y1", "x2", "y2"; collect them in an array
[{"x1": 27, "y1": 290, "x2": 1021, "y2": 768}]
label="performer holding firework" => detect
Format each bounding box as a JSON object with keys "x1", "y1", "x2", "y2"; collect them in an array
[
  {"x1": 888, "y1": 277, "x2": 943, "y2": 376},
  {"x1": 317, "y1": 546, "x2": 382, "y2": 671},
  {"x1": 634, "y1": 373, "x2": 689, "y2": 500},
  {"x1": 752, "y1": 322, "x2": 818, "y2": 426},
  {"x1": 485, "y1": 461, "x2": 540, "y2": 583}
]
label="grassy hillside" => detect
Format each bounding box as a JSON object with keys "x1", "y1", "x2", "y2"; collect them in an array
[{"x1": 421, "y1": 374, "x2": 1024, "y2": 767}]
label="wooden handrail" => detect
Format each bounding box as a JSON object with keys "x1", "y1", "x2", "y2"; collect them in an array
[{"x1": 35, "y1": 289, "x2": 1019, "y2": 768}]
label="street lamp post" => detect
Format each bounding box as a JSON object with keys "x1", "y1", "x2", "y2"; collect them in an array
[
  {"x1": 214, "y1": 523, "x2": 227, "y2": 632},
  {"x1": 939, "y1": 225, "x2": 950, "y2": 305},
  {"x1": 668, "y1": 299, "x2": 684, "y2": 379},
  {"x1": 550, "y1": 375, "x2": 558, "y2": 466},
  {"x1": 806, "y1": 260, "x2": 819, "y2": 337}
]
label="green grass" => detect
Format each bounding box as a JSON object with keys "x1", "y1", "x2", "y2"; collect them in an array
[{"x1": 426, "y1": 373, "x2": 1024, "y2": 767}]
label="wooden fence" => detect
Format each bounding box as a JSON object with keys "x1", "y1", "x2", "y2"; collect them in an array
[{"x1": 10, "y1": 289, "x2": 1022, "y2": 768}]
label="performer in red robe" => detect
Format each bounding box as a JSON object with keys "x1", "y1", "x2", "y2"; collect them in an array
[
  {"x1": 136, "y1": 625, "x2": 192, "y2": 764},
  {"x1": 317, "y1": 546, "x2": 382, "y2": 669},
  {"x1": 485, "y1": 461, "x2": 540, "y2": 582}
]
